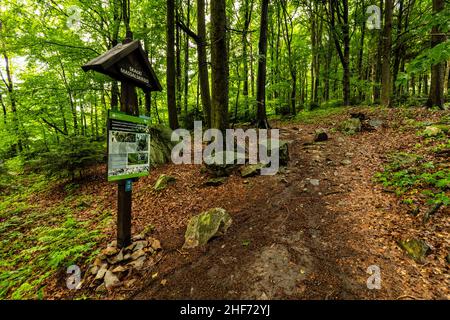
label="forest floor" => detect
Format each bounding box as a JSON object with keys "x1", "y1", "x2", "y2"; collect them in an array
[{"x1": 1, "y1": 106, "x2": 449, "y2": 300}]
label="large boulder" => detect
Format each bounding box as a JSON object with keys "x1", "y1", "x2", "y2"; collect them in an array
[
  {"x1": 314, "y1": 129, "x2": 329, "y2": 142},
  {"x1": 149, "y1": 125, "x2": 176, "y2": 167},
  {"x1": 204, "y1": 151, "x2": 240, "y2": 177},
  {"x1": 259, "y1": 139, "x2": 290, "y2": 166},
  {"x1": 339, "y1": 118, "x2": 362, "y2": 135},
  {"x1": 397, "y1": 238, "x2": 430, "y2": 262},
  {"x1": 240, "y1": 163, "x2": 266, "y2": 178},
  {"x1": 183, "y1": 208, "x2": 232, "y2": 249}
]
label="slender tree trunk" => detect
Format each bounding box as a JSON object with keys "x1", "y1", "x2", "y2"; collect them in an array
[
  {"x1": 242, "y1": 0, "x2": 253, "y2": 119},
  {"x1": 329, "y1": 0, "x2": 351, "y2": 106},
  {"x1": 176, "y1": 4, "x2": 182, "y2": 115},
  {"x1": 358, "y1": 1, "x2": 366, "y2": 102},
  {"x1": 381, "y1": 0, "x2": 393, "y2": 106},
  {"x1": 0, "y1": 94, "x2": 6, "y2": 124},
  {"x1": 427, "y1": 0, "x2": 446, "y2": 109},
  {"x1": 197, "y1": 0, "x2": 212, "y2": 128},
  {"x1": 392, "y1": 0, "x2": 404, "y2": 96},
  {"x1": 210, "y1": 0, "x2": 229, "y2": 131},
  {"x1": 110, "y1": 0, "x2": 121, "y2": 110},
  {"x1": 167, "y1": 0, "x2": 179, "y2": 129},
  {"x1": 256, "y1": 0, "x2": 270, "y2": 129},
  {"x1": 374, "y1": 0, "x2": 383, "y2": 103},
  {"x1": 183, "y1": 0, "x2": 190, "y2": 117},
  {"x1": 444, "y1": 61, "x2": 450, "y2": 98}
]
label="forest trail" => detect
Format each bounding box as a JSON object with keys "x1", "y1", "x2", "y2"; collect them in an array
[{"x1": 128, "y1": 108, "x2": 448, "y2": 300}]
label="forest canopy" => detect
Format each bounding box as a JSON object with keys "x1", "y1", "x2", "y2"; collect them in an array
[{"x1": 0, "y1": 0, "x2": 449, "y2": 164}]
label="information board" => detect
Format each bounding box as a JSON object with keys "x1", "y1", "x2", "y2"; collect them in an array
[{"x1": 107, "y1": 111, "x2": 150, "y2": 182}]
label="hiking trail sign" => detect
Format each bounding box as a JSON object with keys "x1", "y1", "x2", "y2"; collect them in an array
[{"x1": 82, "y1": 39, "x2": 162, "y2": 248}]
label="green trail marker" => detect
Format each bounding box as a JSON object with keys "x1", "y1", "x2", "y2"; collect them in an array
[{"x1": 83, "y1": 39, "x2": 162, "y2": 248}]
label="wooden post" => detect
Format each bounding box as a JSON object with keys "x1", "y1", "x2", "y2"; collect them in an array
[
  {"x1": 82, "y1": 37, "x2": 162, "y2": 248},
  {"x1": 117, "y1": 180, "x2": 132, "y2": 247},
  {"x1": 116, "y1": 37, "x2": 139, "y2": 248}
]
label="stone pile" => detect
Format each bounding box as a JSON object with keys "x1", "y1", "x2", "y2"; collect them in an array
[{"x1": 86, "y1": 234, "x2": 162, "y2": 292}]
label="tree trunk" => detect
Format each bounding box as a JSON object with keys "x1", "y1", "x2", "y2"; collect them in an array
[
  {"x1": 427, "y1": 0, "x2": 446, "y2": 109},
  {"x1": 373, "y1": 0, "x2": 383, "y2": 103},
  {"x1": 256, "y1": 0, "x2": 270, "y2": 129},
  {"x1": 0, "y1": 94, "x2": 6, "y2": 124},
  {"x1": 329, "y1": 0, "x2": 351, "y2": 106},
  {"x1": 210, "y1": 0, "x2": 229, "y2": 131},
  {"x1": 176, "y1": 5, "x2": 182, "y2": 114},
  {"x1": 167, "y1": 0, "x2": 179, "y2": 129},
  {"x1": 381, "y1": 0, "x2": 393, "y2": 107},
  {"x1": 444, "y1": 60, "x2": 450, "y2": 98},
  {"x1": 197, "y1": 0, "x2": 212, "y2": 128},
  {"x1": 242, "y1": 0, "x2": 253, "y2": 119},
  {"x1": 183, "y1": 0, "x2": 190, "y2": 117}
]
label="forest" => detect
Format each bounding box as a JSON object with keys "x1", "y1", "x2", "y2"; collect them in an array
[{"x1": 0, "y1": 0, "x2": 449, "y2": 302}]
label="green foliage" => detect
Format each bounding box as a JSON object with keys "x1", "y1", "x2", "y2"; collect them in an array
[
  {"x1": 293, "y1": 106, "x2": 347, "y2": 124},
  {"x1": 26, "y1": 136, "x2": 105, "y2": 180},
  {"x1": 375, "y1": 151, "x2": 450, "y2": 207},
  {"x1": 0, "y1": 171, "x2": 108, "y2": 299}
]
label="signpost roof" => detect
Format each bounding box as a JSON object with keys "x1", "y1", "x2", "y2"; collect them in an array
[{"x1": 82, "y1": 40, "x2": 162, "y2": 91}]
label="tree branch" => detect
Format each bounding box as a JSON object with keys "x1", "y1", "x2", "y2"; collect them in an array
[
  {"x1": 176, "y1": 19, "x2": 200, "y2": 43},
  {"x1": 41, "y1": 118, "x2": 68, "y2": 136}
]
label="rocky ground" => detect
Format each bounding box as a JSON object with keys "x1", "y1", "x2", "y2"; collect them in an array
[{"x1": 47, "y1": 107, "x2": 448, "y2": 300}]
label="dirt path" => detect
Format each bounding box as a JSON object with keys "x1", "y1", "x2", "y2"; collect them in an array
[{"x1": 127, "y1": 110, "x2": 448, "y2": 300}]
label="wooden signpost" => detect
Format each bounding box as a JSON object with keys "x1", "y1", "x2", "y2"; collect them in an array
[{"x1": 82, "y1": 39, "x2": 162, "y2": 248}]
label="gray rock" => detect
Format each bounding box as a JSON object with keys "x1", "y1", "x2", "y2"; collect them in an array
[
  {"x1": 368, "y1": 119, "x2": 384, "y2": 129},
  {"x1": 205, "y1": 177, "x2": 227, "y2": 186},
  {"x1": 107, "y1": 250, "x2": 124, "y2": 264},
  {"x1": 107, "y1": 240, "x2": 117, "y2": 248},
  {"x1": 132, "y1": 234, "x2": 145, "y2": 241},
  {"x1": 133, "y1": 241, "x2": 147, "y2": 252},
  {"x1": 339, "y1": 118, "x2": 362, "y2": 135},
  {"x1": 111, "y1": 265, "x2": 127, "y2": 274},
  {"x1": 240, "y1": 163, "x2": 266, "y2": 178},
  {"x1": 397, "y1": 239, "x2": 430, "y2": 261},
  {"x1": 95, "y1": 283, "x2": 107, "y2": 293},
  {"x1": 95, "y1": 264, "x2": 108, "y2": 280},
  {"x1": 90, "y1": 265, "x2": 99, "y2": 276},
  {"x1": 204, "y1": 151, "x2": 240, "y2": 177},
  {"x1": 102, "y1": 247, "x2": 118, "y2": 256},
  {"x1": 341, "y1": 159, "x2": 352, "y2": 166},
  {"x1": 104, "y1": 270, "x2": 120, "y2": 289},
  {"x1": 148, "y1": 125, "x2": 176, "y2": 167},
  {"x1": 314, "y1": 129, "x2": 329, "y2": 142},
  {"x1": 183, "y1": 208, "x2": 232, "y2": 249},
  {"x1": 259, "y1": 139, "x2": 290, "y2": 166},
  {"x1": 131, "y1": 249, "x2": 146, "y2": 260},
  {"x1": 309, "y1": 179, "x2": 320, "y2": 187},
  {"x1": 150, "y1": 238, "x2": 162, "y2": 251},
  {"x1": 129, "y1": 256, "x2": 146, "y2": 270}
]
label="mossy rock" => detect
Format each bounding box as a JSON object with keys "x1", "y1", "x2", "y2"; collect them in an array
[
  {"x1": 259, "y1": 139, "x2": 290, "y2": 166},
  {"x1": 397, "y1": 238, "x2": 430, "y2": 261},
  {"x1": 183, "y1": 208, "x2": 232, "y2": 249},
  {"x1": 204, "y1": 151, "x2": 240, "y2": 177},
  {"x1": 339, "y1": 118, "x2": 362, "y2": 135},
  {"x1": 240, "y1": 163, "x2": 266, "y2": 178},
  {"x1": 205, "y1": 177, "x2": 227, "y2": 186},
  {"x1": 314, "y1": 129, "x2": 329, "y2": 142},
  {"x1": 422, "y1": 126, "x2": 443, "y2": 137},
  {"x1": 153, "y1": 174, "x2": 176, "y2": 191},
  {"x1": 387, "y1": 152, "x2": 422, "y2": 170},
  {"x1": 148, "y1": 125, "x2": 176, "y2": 167}
]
